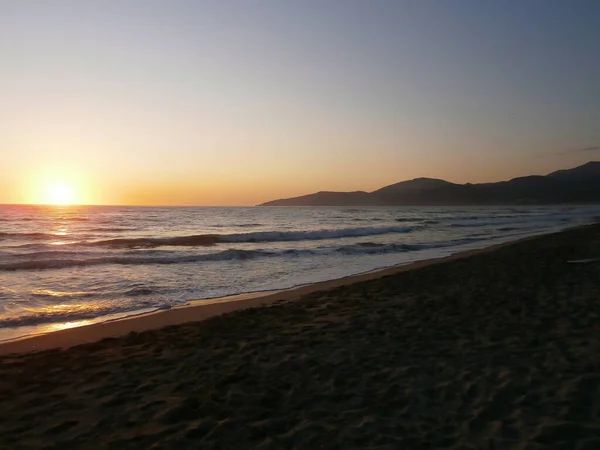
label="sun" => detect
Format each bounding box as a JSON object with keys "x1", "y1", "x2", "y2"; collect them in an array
[
  {"x1": 45, "y1": 183, "x2": 78, "y2": 205},
  {"x1": 28, "y1": 172, "x2": 89, "y2": 205}
]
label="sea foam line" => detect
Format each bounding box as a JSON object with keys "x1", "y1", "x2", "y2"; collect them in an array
[{"x1": 0, "y1": 236, "x2": 490, "y2": 272}]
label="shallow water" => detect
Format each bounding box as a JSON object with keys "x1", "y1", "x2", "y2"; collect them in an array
[{"x1": 1, "y1": 204, "x2": 598, "y2": 340}]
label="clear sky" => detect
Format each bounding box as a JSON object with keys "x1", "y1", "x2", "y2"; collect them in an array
[{"x1": 2, "y1": 0, "x2": 600, "y2": 205}]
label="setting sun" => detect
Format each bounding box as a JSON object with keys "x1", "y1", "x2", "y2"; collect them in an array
[
  {"x1": 46, "y1": 183, "x2": 77, "y2": 205},
  {"x1": 25, "y1": 170, "x2": 92, "y2": 206}
]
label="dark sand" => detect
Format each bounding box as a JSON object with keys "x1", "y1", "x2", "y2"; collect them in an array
[{"x1": 1, "y1": 225, "x2": 599, "y2": 449}]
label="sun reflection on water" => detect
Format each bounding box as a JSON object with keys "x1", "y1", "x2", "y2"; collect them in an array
[
  {"x1": 40, "y1": 320, "x2": 94, "y2": 333},
  {"x1": 32, "y1": 290, "x2": 91, "y2": 298}
]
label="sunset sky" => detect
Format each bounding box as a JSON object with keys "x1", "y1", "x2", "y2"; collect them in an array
[{"x1": 2, "y1": 0, "x2": 600, "y2": 206}]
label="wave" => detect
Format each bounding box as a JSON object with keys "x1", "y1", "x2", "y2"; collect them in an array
[
  {"x1": 83, "y1": 235, "x2": 220, "y2": 248},
  {"x1": 31, "y1": 289, "x2": 95, "y2": 298},
  {"x1": 0, "y1": 303, "x2": 163, "y2": 328},
  {"x1": 0, "y1": 249, "x2": 280, "y2": 271},
  {"x1": 448, "y1": 216, "x2": 547, "y2": 228},
  {"x1": 14, "y1": 250, "x2": 83, "y2": 259},
  {"x1": 280, "y1": 242, "x2": 426, "y2": 256},
  {"x1": 55, "y1": 226, "x2": 418, "y2": 249},
  {"x1": 0, "y1": 217, "x2": 36, "y2": 222},
  {"x1": 449, "y1": 219, "x2": 521, "y2": 228},
  {"x1": 212, "y1": 223, "x2": 263, "y2": 228},
  {"x1": 60, "y1": 217, "x2": 89, "y2": 222},
  {"x1": 0, "y1": 232, "x2": 57, "y2": 240},
  {"x1": 335, "y1": 236, "x2": 488, "y2": 255},
  {"x1": 7, "y1": 235, "x2": 208, "y2": 250},
  {"x1": 221, "y1": 226, "x2": 416, "y2": 243},
  {"x1": 0, "y1": 235, "x2": 491, "y2": 272},
  {"x1": 123, "y1": 287, "x2": 159, "y2": 297},
  {"x1": 336, "y1": 242, "x2": 421, "y2": 254},
  {"x1": 234, "y1": 223, "x2": 263, "y2": 228},
  {"x1": 88, "y1": 227, "x2": 139, "y2": 232},
  {"x1": 450, "y1": 223, "x2": 487, "y2": 228},
  {"x1": 401, "y1": 216, "x2": 524, "y2": 225},
  {"x1": 449, "y1": 214, "x2": 522, "y2": 222}
]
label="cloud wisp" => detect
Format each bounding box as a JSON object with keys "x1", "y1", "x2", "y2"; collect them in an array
[
  {"x1": 558, "y1": 145, "x2": 600, "y2": 155},
  {"x1": 538, "y1": 145, "x2": 600, "y2": 158}
]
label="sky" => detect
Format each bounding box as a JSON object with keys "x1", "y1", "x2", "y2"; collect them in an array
[{"x1": 1, "y1": 0, "x2": 600, "y2": 205}]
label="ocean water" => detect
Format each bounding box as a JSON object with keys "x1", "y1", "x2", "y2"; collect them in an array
[{"x1": 1, "y1": 204, "x2": 599, "y2": 341}]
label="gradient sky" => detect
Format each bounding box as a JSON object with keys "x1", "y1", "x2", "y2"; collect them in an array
[{"x1": 2, "y1": 0, "x2": 600, "y2": 205}]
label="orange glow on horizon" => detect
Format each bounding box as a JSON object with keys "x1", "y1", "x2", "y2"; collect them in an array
[
  {"x1": 45, "y1": 183, "x2": 77, "y2": 205},
  {"x1": 27, "y1": 172, "x2": 90, "y2": 206}
]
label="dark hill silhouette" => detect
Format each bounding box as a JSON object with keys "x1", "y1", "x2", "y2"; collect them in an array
[
  {"x1": 263, "y1": 191, "x2": 375, "y2": 206},
  {"x1": 373, "y1": 177, "x2": 457, "y2": 195},
  {"x1": 259, "y1": 162, "x2": 600, "y2": 206}
]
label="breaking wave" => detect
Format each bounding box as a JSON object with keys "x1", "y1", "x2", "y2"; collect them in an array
[
  {"x1": 0, "y1": 249, "x2": 277, "y2": 271},
  {"x1": 222, "y1": 226, "x2": 416, "y2": 242},
  {"x1": 0, "y1": 303, "x2": 163, "y2": 328},
  {"x1": 0, "y1": 235, "x2": 490, "y2": 272},
  {"x1": 53, "y1": 226, "x2": 419, "y2": 248}
]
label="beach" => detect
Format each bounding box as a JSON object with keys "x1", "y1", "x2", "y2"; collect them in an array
[
  {"x1": 3, "y1": 204, "x2": 598, "y2": 343},
  {"x1": 1, "y1": 224, "x2": 599, "y2": 449}
]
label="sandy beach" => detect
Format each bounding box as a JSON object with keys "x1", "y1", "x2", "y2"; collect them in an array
[{"x1": 1, "y1": 224, "x2": 599, "y2": 449}]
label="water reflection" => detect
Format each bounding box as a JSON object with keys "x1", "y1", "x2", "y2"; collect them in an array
[
  {"x1": 52, "y1": 226, "x2": 68, "y2": 236},
  {"x1": 40, "y1": 319, "x2": 93, "y2": 333},
  {"x1": 31, "y1": 290, "x2": 91, "y2": 298}
]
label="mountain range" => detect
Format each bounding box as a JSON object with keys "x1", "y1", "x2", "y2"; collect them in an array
[{"x1": 259, "y1": 162, "x2": 600, "y2": 206}]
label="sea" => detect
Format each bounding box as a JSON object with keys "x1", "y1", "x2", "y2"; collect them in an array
[{"x1": 1, "y1": 204, "x2": 599, "y2": 341}]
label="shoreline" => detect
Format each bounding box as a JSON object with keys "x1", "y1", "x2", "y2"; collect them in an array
[
  {"x1": 0, "y1": 227, "x2": 539, "y2": 342},
  {"x1": 2, "y1": 222, "x2": 599, "y2": 448},
  {"x1": 0, "y1": 229, "x2": 559, "y2": 356}
]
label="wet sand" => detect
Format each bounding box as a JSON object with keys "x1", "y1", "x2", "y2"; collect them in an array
[{"x1": 1, "y1": 224, "x2": 599, "y2": 449}]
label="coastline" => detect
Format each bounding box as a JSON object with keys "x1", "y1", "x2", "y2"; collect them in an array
[
  {"x1": 2, "y1": 222, "x2": 599, "y2": 448},
  {"x1": 0, "y1": 228, "x2": 559, "y2": 356}
]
